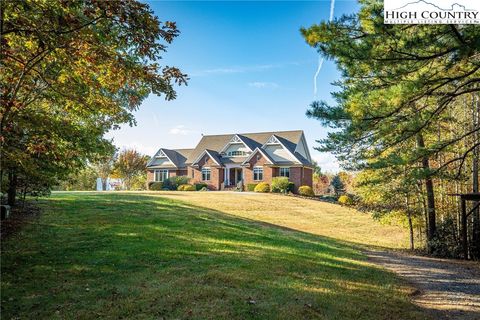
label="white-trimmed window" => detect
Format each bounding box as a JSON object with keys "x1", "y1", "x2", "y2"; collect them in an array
[
  {"x1": 154, "y1": 169, "x2": 169, "y2": 182},
  {"x1": 228, "y1": 150, "x2": 247, "y2": 157},
  {"x1": 279, "y1": 167, "x2": 290, "y2": 178},
  {"x1": 202, "y1": 168, "x2": 211, "y2": 181},
  {"x1": 253, "y1": 167, "x2": 263, "y2": 181}
]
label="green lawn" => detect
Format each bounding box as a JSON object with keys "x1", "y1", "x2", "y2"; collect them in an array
[{"x1": 1, "y1": 192, "x2": 428, "y2": 319}]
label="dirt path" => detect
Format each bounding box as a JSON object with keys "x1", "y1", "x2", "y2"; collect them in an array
[{"x1": 366, "y1": 250, "x2": 480, "y2": 320}]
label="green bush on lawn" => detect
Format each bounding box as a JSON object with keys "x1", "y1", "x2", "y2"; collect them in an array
[
  {"x1": 254, "y1": 182, "x2": 270, "y2": 193},
  {"x1": 338, "y1": 194, "x2": 355, "y2": 206},
  {"x1": 298, "y1": 185, "x2": 315, "y2": 197},
  {"x1": 271, "y1": 177, "x2": 290, "y2": 194},
  {"x1": 177, "y1": 184, "x2": 196, "y2": 191},
  {"x1": 148, "y1": 182, "x2": 163, "y2": 191},
  {"x1": 195, "y1": 183, "x2": 208, "y2": 191},
  {"x1": 247, "y1": 183, "x2": 258, "y2": 192}
]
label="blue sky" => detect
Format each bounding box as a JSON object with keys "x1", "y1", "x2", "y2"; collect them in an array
[{"x1": 105, "y1": 1, "x2": 359, "y2": 172}]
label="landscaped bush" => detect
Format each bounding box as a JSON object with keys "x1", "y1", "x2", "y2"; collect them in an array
[
  {"x1": 199, "y1": 186, "x2": 208, "y2": 191},
  {"x1": 254, "y1": 182, "x2": 270, "y2": 193},
  {"x1": 178, "y1": 184, "x2": 195, "y2": 191},
  {"x1": 195, "y1": 183, "x2": 208, "y2": 191},
  {"x1": 184, "y1": 184, "x2": 196, "y2": 191},
  {"x1": 298, "y1": 185, "x2": 315, "y2": 197},
  {"x1": 164, "y1": 176, "x2": 190, "y2": 190},
  {"x1": 271, "y1": 177, "x2": 290, "y2": 194},
  {"x1": 148, "y1": 182, "x2": 163, "y2": 191},
  {"x1": 287, "y1": 182, "x2": 295, "y2": 193},
  {"x1": 247, "y1": 183, "x2": 258, "y2": 192},
  {"x1": 338, "y1": 194, "x2": 355, "y2": 206},
  {"x1": 162, "y1": 179, "x2": 175, "y2": 190}
]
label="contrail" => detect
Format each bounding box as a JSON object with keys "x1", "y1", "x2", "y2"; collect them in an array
[{"x1": 313, "y1": 0, "x2": 335, "y2": 97}]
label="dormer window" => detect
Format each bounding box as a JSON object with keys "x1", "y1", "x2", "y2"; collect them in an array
[{"x1": 228, "y1": 150, "x2": 248, "y2": 157}]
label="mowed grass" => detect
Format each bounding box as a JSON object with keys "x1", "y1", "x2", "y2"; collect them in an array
[{"x1": 1, "y1": 192, "x2": 427, "y2": 319}]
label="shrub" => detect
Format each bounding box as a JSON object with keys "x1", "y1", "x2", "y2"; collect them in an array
[
  {"x1": 172, "y1": 176, "x2": 190, "y2": 188},
  {"x1": 163, "y1": 176, "x2": 190, "y2": 190},
  {"x1": 298, "y1": 185, "x2": 315, "y2": 197},
  {"x1": 195, "y1": 183, "x2": 208, "y2": 191},
  {"x1": 271, "y1": 177, "x2": 290, "y2": 194},
  {"x1": 287, "y1": 182, "x2": 295, "y2": 193},
  {"x1": 162, "y1": 179, "x2": 175, "y2": 190},
  {"x1": 200, "y1": 186, "x2": 208, "y2": 191},
  {"x1": 178, "y1": 184, "x2": 195, "y2": 191},
  {"x1": 131, "y1": 174, "x2": 147, "y2": 191},
  {"x1": 247, "y1": 183, "x2": 258, "y2": 192},
  {"x1": 338, "y1": 194, "x2": 355, "y2": 206},
  {"x1": 429, "y1": 217, "x2": 463, "y2": 259},
  {"x1": 149, "y1": 182, "x2": 163, "y2": 191},
  {"x1": 254, "y1": 182, "x2": 270, "y2": 193}
]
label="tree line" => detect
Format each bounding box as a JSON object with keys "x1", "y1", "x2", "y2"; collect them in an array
[
  {"x1": 302, "y1": 0, "x2": 479, "y2": 259},
  {"x1": 56, "y1": 149, "x2": 149, "y2": 192}
]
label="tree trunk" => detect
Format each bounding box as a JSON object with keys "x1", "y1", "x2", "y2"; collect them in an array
[
  {"x1": 416, "y1": 182, "x2": 429, "y2": 247},
  {"x1": 7, "y1": 170, "x2": 17, "y2": 206},
  {"x1": 408, "y1": 210, "x2": 415, "y2": 251},
  {"x1": 416, "y1": 133, "x2": 436, "y2": 252},
  {"x1": 406, "y1": 194, "x2": 415, "y2": 251}
]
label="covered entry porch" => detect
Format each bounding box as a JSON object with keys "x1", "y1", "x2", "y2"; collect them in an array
[{"x1": 222, "y1": 165, "x2": 244, "y2": 189}]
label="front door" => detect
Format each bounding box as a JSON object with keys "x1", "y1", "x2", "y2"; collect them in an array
[{"x1": 235, "y1": 168, "x2": 243, "y2": 183}]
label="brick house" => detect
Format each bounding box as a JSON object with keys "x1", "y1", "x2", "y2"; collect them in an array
[{"x1": 146, "y1": 130, "x2": 314, "y2": 191}]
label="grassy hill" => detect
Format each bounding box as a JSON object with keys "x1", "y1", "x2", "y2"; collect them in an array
[{"x1": 1, "y1": 192, "x2": 427, "y2": 319}]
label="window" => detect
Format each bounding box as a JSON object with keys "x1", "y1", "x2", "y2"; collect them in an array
[
  {"x1": 202, "y1": 168, "x2": 211, "y2": 181},
  {"x1": 154, "y1": 169, "x2": 168, "y2": 182},
  {"x1": 279, "y1": 167, "x2": 290, "y2": 178},
  {"x1": 253, "y1": 167, "x2": 263, "y2": 181},
  {"x1": 228, "y1": 150, "x2": 247, "y2": 157}
]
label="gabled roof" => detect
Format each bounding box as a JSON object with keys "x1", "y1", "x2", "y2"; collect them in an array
[
  {"x1": 241, "y1": 147, "x2": 274, "y2": 166},
  {"x1": 185, "y1": 130, "x2": 306, "y2": 164},
  {"x1": 191, "y1": 149, "x2": 222, "y2": 167},
  {"x1": 147, "y1": 148, "x2": 193, "y2": 168},
  {"x1": 219, "y1": 134, "x2": 255, "y2": 154}
]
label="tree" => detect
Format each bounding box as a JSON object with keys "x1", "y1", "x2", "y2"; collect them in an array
[
  {"x1": 93, "y1": 153, "x2": 117, "y2": 191},
  {"x1": 313, "y1": 173, "x2": 330, "y2": 195},
  {"x1": 301, "y1": 0, "x2": 479, "y2": 254},
  {"x1": 56, "y1": 166, "x2": 98, "y2": 191},
  {"x1": 113, "y1": 149, "x2": 149, "y2": 190},
  {"x1": 331, "y1": 175, "x2": 345, "y2": 196},
  {"x1": 1, "y1": 0, "x2": 187, "y2": 205},
  {"x1": 312, "y1": 161, "x2": 322, "y2": 176}
]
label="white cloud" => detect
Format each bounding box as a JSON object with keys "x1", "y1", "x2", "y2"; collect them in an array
[
  {"x1": 115, "y1": 142, "x2": 157, "y2": 156},
  {"x1": 248, "y1": 81, "x2": 279, "y2": 89},
  {"x1": 192, "y1": 64, "x2": 275, "y2": 76},
  {"x1": 311, "y1": 152, "x2": 340, "y2": 173},
  {"x1": 191, "y1": 61, "x2": 310, "y2": 77},
  {"x1": 169, "y1": 125, "x2": 192, "y2": 136}
]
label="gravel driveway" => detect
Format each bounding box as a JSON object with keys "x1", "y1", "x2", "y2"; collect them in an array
[{"x1": 366, "y1": 250, "x2": 480, "y2": 320}]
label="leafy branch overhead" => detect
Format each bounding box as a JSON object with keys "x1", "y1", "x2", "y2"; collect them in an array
[
  {"x1": 1, "y1": 0, "x2": 187, "y2": 205},
  {"x1": 301, "y1": 1, "x2": 479, "y2": 176}
]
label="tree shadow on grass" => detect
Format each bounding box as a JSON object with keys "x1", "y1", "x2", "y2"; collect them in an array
[{"x1": 2, "y1": 193, "x2": 431, "y2": 319}]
